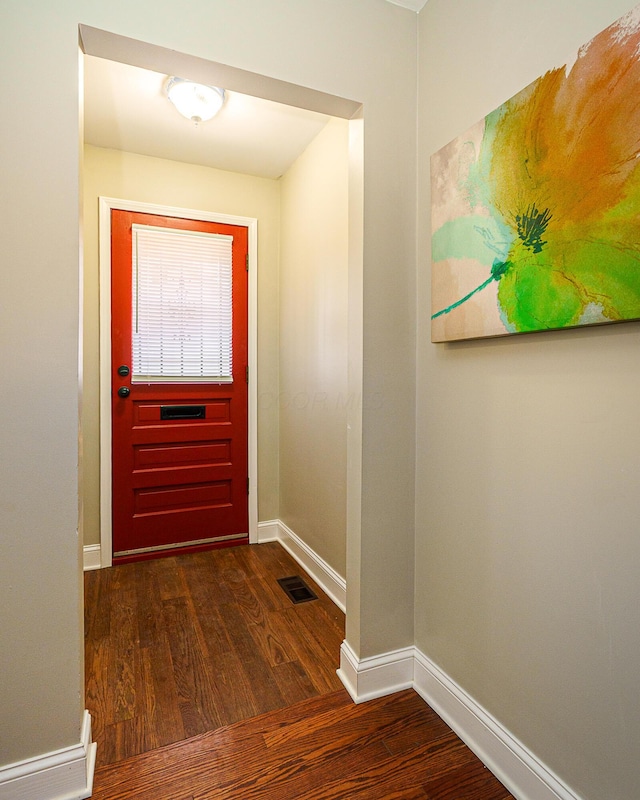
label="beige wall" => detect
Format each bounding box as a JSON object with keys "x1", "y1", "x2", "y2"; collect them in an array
[
  {"x1": 0, "y1": 6, "x2": 84, "y2": 764},
  {"x1": 279, "y1": 118, "x2": 349, "y2": 578},
  {"x1": 416, "y1": 3, "x2": 640, "y2": 799},
  {"x1": 1, "y1": 0, "x2": 417, "y2": 769},
  {"x1": 82, "y1": 145, "x2": 281, "y2": 546}
]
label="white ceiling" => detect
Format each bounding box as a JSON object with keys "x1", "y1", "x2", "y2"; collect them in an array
[
  {"x1": 83, "y1": 55, "x2": 331, "y2": 180},
  {"x1": 83, "y1": 0, "x2": 426, "y2": 179}
]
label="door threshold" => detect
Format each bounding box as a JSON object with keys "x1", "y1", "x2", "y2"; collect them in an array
[{"x1": 113, "y1": 534, "x2": 248, "y2": 565}]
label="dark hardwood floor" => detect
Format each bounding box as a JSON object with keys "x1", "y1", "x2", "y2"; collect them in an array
[
  {"x1": 84, "y1": 542, "x2": 345, "y2": 766},
  {"x1": 85, "y1": 542, "x2": 515, "y2": 799},
  {"x1": 90, "y1": 689, "x2": 514, "y2": 800}
]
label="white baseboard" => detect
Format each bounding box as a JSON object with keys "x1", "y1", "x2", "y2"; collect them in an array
[
  {"x1": 0, "y1": 710, "x2": 96, "y2": 800},
  {"x1": 413, "y1": 651, "x2": 583, "y2": 800},
  {"x1": 82, "y1": 544, "x2": 101, "y2": 572},
  {"x1": 257, "y1": 519, "x2": 346, "y2": 612},
  {"x1": 337, "y1": 644, "x2": 583, "y2": 800},
  {"x1": 337, "y1": 640, "x2": 414, "y2": 704},
  {"x1": 256, "y1": 520, "x2": 280, "y2": 544}
]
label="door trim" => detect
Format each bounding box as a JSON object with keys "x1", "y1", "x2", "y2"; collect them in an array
[{"x1": 99, "y1": 196, "x2": 258, "y2": 568}]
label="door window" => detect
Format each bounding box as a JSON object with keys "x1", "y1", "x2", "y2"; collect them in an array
[{"x1": 131, "y1": 224, "x2": 234, "y2": 383}]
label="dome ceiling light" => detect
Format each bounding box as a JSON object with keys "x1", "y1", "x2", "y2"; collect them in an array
[{"x1": 165, "y1": 77, "x2": 225, "y2": 125}]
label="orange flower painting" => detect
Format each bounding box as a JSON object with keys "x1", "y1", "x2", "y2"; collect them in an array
[{"x1": 431, "y1": 5, "x2": 640, "y2": 342}]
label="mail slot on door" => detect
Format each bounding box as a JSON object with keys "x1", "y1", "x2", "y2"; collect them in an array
[{"x1": 160, "y1": 405, "x2": 206, "y2": 420}]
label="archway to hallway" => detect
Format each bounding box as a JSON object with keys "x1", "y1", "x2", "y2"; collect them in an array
[{"x1": 79, "y1": 24, "x2": 363, "y2": 764}]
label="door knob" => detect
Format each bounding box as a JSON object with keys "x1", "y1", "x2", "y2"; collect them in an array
[
  {"x1": 117, "y1": 386, "x2": 131, "y2": 398},
  {"x1": 117, "y1": 365, "x2": 130, "y2": 377}
]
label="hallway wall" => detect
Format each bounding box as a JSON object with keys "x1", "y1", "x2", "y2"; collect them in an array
[
  {"x1": 279, "y1": 117, "x2": 350, "y2": 579},
  {"x1": 416, "y1": 3, "x2": 640, "y2": 799}
]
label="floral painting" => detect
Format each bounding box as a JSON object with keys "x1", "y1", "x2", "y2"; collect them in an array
[{"x1": 431, "y1": 5, "x2": 640, "y2": 342}]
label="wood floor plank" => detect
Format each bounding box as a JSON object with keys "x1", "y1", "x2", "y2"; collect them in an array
[
  {"x1": 276, "y1": 605, "x2": 344, "y2": 694},
  {"x1": 173, "y1": 586, "x2": 258, "y2": 731},
  {"x1": 109, "y1": 568, "x2": 139, "y2": 726},
  {"x1": 201, "y1": 688, "x2": 352, "y2": 744},
  {"x1": 84, "y1": 565, "x2": 113, "y2": 642},
  {"x1": 109, "y1": 716, "x2": 147, "y2": 767},
  {"x1": 85, "y1": 636, "x2": 114, "y2": 764},
  {"x1": 311, "y1": 746, "x2": 460, "y2": 800},
  {"x1": 241, "y1": 606, "x2": 296, "y2": 668},
  {"x1": 140, "y1": 637, "x2": 186, "y2": 748},
  {"x1": 155, "y1": 557, "x2": 189, "y2": 601},
  {"x1": 271, "y1": 659, "x2": 318, "y2": 705},
  {"x1": 217, "y1": 594, "x2": 289, "y2": 712},
  {"x1": 183, "y1": 565, "x2": 234, "y2": 657},
  {"x1": 263, "y1": 737, "x2": 471, "y2": 800},
  {"x1": 373, "y1": 790, "x2": 430, "y2": 800},
  {"x1": 221, "y1": 554, "x2": 268, "y2": 626},
  {"x1": 161, "y1": 596, "x2": 225, "y2": 737},
  {"x1": 181, "y1": 549, "x2": 236, "y2": 607},
  {"x1": 204, "y1": 648, "x2": 260, "y2": 725},
  {"x1": 201, "y1": 739, "x2": 392, "y2": 800},
  {"x1": 137, "y1": 648, "x2": 161, "y2": 754},
  {"x1": 232, "y1": 544, "x2": 292, "y2": 612},
  {"x1": 134, "y1": 560, "x2": 164, "y2": 649},
  {"x1": 381, "y1": 708, "x2": 454, "y2": 756},
  {"x1": 261, "y1": 689, "x2": 422, "y2": 749},
  {"x1": 290, "y1": 596, "x2": 345, "y2": 657},
  {"x1": 421, "y1": 756, "x2": 515, "y2": 800}
]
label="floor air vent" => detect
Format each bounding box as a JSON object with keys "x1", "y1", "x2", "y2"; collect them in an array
[{"x1": 277, "y1": 575, "x2": 318, "y2": 604}]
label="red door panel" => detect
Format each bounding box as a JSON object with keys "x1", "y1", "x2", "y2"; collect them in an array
[{"x1": 111, "y1": 210, "x2": 248, "y2": 563}]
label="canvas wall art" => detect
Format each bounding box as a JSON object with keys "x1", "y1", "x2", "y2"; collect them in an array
[{"x1": 431, "y1": 4, "x2": 640, "y2": 342}]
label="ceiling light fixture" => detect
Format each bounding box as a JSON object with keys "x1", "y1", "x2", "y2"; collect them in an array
[{"x1": 165, "y1": 77, "x2": 225, "y2": 125}]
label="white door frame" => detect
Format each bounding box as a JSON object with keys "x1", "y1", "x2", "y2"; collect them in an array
[{"x1": 98, "y1": 196, "x2": 258, "y2": 567}]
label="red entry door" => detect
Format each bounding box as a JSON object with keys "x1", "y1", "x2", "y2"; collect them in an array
[{"x1": 111, "y1": 210, "x2": 249, "y2": 564}]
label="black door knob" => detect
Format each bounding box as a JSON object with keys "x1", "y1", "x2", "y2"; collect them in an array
[
  {"x1": 117, "y1": 386, "x2": 131, "y2": 398},
  {"x1": 117, "y1": 365, "x2": 130, "y2": 377}
]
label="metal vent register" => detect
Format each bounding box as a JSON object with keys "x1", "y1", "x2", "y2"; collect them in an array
[{"x1": 277, "y1": 575, "x2": 318, "y2": 604}]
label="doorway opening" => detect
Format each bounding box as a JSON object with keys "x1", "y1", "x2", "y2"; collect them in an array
[
  {"x1": 80, "y1": 19, "x2": 362, "y2": 767},
  {"x1": 80, "y1": 25, "x2": 362, "y2": 574}
]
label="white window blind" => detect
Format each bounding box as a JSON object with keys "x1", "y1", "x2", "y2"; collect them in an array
[{"x1": 131, "y1": 224, "x2": 233, "y2": 383}]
